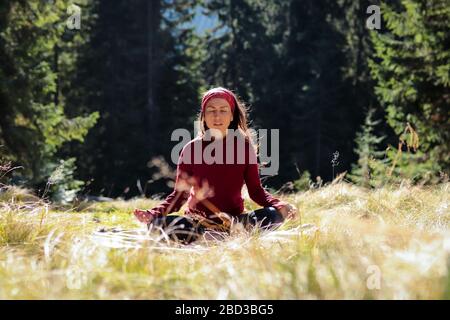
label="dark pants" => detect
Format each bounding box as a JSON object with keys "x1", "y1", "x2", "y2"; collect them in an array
[{"x1": 149, "y1": 207, "x2": 284, "y2": 244}]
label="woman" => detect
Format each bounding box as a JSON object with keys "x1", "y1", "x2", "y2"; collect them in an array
[{"x1": 134, "y1": 87, "x2": 297, "y2": 243}]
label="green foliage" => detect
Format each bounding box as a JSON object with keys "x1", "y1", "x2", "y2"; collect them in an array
[
  {"x1": 369, "y1": 0, "x2": 450, "y2": 173},
  {"x1": 349, "y1": 108, "x2": 387, "y2": 188},
  {"x1": 293, "y1": 171, "x2": 312, "y2": 192},
  {"x1": 383, "y1": 146, "x2": 443, "y2": 185},
  {"x1": 46, "y1": 157, "x2": 84, "y2": 204},
  {"x1": 352, "y1": 118, "x2": 445, "y2": 187},
  {"x1": 0, "y1": 0, "x2": 98, "y2": 197}
]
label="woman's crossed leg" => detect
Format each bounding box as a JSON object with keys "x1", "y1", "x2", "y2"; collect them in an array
[{"x1": 148, "y1": 206, "x2": 284, "y2": 244}]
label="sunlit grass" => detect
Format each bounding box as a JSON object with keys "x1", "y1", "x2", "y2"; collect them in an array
[{"x1": 0, "y1": 182, "x2": 448, "y2": 299}]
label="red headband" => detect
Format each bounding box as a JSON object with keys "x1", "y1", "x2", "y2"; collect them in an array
[{"x1": 201, "y1": 88, "x2": 236, "y2": 114}]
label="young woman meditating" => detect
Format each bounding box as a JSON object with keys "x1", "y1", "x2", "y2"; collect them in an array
[{"x1": 134, "y1": 87, "x2": 297, "y2": 243}]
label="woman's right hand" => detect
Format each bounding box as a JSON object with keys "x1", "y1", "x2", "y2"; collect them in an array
[
  {"x1": 133, "y1": 209, "x2": 157, "y2": 224},
  {"x1": 276, "y1": 203, "x2": 298, "y2": 220}
]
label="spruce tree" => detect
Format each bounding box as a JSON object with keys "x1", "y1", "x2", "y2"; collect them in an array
[
  {"x1": 348, "y1": 108, "x2": 387, "y2": 187},
  {"x1": 369, "y1": 0, "x2": 450, "y2": 179},
  {"x1": 0, "y1": 0, "x2": 98, "y2": 197}
]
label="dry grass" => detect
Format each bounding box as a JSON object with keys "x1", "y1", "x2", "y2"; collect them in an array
[{"x1": 0, "y1": 182, "x2": 448, "y2": 299}]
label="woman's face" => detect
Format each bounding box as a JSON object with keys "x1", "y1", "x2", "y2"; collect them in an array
[{"x1": 203, "y1": 98, "x2": 233, "y2": 137}]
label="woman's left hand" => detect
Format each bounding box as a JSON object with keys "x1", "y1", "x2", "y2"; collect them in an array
[{"x1": 277, "y1": 203, "x2": 298, "y2": 220}]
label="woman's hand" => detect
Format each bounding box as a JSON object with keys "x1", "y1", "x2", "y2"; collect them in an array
[
  {"x1": 277, "y1": 203, "x2": 298, "y2": 220},
  {"x1": 134, "y1": 209, "x2": 156, "y2": 224}
]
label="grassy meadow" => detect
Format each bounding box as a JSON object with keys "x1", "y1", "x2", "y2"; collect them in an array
[{"x1": 0, "y1": 182, "x2": 449, "y2": 299}]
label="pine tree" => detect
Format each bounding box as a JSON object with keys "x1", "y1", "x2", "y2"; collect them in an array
[
  {"x1": 348, "y1": 108, "x2": 387, "y2": 187},
  {"x1": 0, "y1": 0, "x2": 98, "y2": 196},
  {"x1": 369, "y1": 0, "x2": 450, "y2": 178}
]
